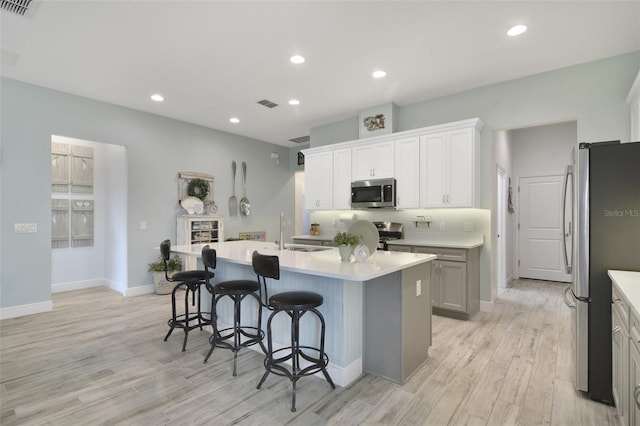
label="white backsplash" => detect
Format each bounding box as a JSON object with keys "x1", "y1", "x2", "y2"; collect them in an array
[{"x1": 309, "y1": 208, "x2": 490, "y2": 242}]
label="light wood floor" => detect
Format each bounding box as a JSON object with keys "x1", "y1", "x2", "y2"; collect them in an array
[{"x1": 0, "y1": 279, "x2": 620, "y2": 425}]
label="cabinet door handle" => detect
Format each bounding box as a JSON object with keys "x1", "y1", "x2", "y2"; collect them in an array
[
  {"x1": 635, "y1": 385, "x2": 640, "y2": 408},
  {"x1": 442, "y1": 194, "x2": 446, "y2": 204}
]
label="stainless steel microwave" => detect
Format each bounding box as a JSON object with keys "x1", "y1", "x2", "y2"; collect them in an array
[{"x1": 351, "y1": 178, "x2": 396, "y2": 208}]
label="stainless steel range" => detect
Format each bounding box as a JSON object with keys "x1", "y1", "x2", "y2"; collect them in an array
[{"x1": 373, "y1": 222, "x2": 403, "y2": 250}]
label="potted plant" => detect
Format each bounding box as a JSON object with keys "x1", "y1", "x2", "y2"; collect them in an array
[
  {"x1": 333, "y1": 231, "x2": 360, "y2": 261},
  {"x1": 148, "y1": 255, "x2": 182, "y2": 294}
]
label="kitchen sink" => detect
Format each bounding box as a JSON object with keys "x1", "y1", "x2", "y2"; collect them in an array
[{"x1": 285, "y1": 246, "x2": 332, "y2": 252}]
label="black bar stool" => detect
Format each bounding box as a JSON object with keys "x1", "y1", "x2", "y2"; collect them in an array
[
  {"x1": 160, "y1": 240, "x2": 214, "y2": 351},
  {"x1": 202, "y1": 246, "x2": 265, "y2": 375},
  {"x1": 253, "y1": 251, "x2": 335, "y2": 412}
]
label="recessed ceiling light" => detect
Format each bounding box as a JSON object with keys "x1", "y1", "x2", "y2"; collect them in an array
[
  {"x1": 372, "y1": 70, "x2": 387, "y2": 79},
  {"x1": 507, "y1": 25, "x2": 527, "y2": 37},
  {"x1": 288, "y1": 99, "x2": 300, "y2": 105},
  {"x1": 150, "y1": 94, "x2": 164, "y2": 102},
  {"x1": 290, "y1": 55, "x2": 305, "y2": 64},
  {"x1": 229, "y1": 117, "x2": 240, "y2": 124}
]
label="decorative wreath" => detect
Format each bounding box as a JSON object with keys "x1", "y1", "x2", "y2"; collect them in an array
[{"x1": 187, "y1": 178, "x2": 209, "y2": 201}]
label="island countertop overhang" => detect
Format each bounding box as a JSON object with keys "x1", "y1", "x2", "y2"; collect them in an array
[{"x1": 169, "y1": 240, "x2": 435, "y2": 281}]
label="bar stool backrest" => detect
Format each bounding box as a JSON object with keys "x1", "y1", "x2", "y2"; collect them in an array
[
  {"x1": 202, "y1": 245, "x2": 216, "y2": 289},
  {"x1": 252, "y1": 250, "x2": 279, "y2": 309},
  {"x1": 160, "y1": 239, "x2": 172, "y2": 281}
]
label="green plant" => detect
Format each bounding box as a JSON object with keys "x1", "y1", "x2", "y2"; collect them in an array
[
  {"x1": 333, "y1": 231, "x2": 360, "y2": 246},
  {"x1": 147, "y1": 255, "x2": 182, "y2": 272}
]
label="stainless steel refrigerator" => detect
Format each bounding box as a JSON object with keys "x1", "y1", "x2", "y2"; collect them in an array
[{"x1": 562, "y1": 140, "x2": 640, "y2": 404}]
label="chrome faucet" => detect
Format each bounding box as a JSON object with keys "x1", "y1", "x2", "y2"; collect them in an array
[{"x1": 276, "y1": 212, "x2": 285, "y2": 250}]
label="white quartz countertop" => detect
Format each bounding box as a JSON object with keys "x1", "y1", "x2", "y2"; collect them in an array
[
  {"x1": 170, "y1": 240, "x2": 435, "y2": 281},
  {"x1": 609, "y1": 270, "x2": 640, "y2": 319}
]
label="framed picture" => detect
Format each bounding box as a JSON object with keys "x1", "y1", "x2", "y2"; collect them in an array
[
  {"x1": 239, "y1": 231, "x2": 266, "y2": 241},
  {"x1": 358, "y1": 103, "x2": 397, "y2": 138}
]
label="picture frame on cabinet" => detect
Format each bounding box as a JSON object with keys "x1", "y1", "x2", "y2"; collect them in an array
[{"x1": 358, "y1": 103, "x2": 397, "y2": 138}]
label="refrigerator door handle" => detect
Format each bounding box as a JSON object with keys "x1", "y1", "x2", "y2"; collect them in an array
[
  {"x1": 563, "y1": 285, "x2": 576, "y2": 309},
  {"x1": 562, "y1": 164, "x2": 573, "y2": 274}
]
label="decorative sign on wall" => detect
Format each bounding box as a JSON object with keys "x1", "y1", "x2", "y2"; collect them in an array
[
  {"x1": 51, "y1": 141, "x2": 95, "y2": 248},
  {"x1": 52, "y1": 199, "x2": 70, "y2": 248},
  {"x1": 239, "y1": 231, "x2": 266, "y2": 241},
  {"x1": 358, "y1": 103, "x2": 397, "y2": 139},
  {"x1": 178, "y1": 172, "x2": 216, "y2": 214}
]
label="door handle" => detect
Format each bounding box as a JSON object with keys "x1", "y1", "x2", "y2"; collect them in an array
[
  {"x1": 562, "y1": 285, "x2": 576, "y2": 309},
  {"x1": 561, "y1": 164, "x2": 573, "y2": 274}
]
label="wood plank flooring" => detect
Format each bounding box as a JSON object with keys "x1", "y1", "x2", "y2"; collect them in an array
[{"x1": 0, "y1": 279, "x2": 621, "y2": 425}]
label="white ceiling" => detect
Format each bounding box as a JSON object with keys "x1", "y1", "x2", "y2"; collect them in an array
[{"x1": 1, "y1": 1, "x2": 639, "y2": 148}]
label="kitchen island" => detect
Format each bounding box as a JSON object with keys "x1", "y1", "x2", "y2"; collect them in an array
[{"x1": 170, "y1": 240, "x2": 436, "y2": 386}]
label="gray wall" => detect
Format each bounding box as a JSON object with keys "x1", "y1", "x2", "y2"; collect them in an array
[
  {"x1": 1, "y1": 77, "x2": 293, "y2": 311},
  {"x1": 308, "y1": 52, "x2": 640, "y2": 302}
]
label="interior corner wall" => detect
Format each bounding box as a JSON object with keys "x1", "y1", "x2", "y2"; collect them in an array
[{"x1": 0, "y1": 77, "x2": 293, "y2": 313}]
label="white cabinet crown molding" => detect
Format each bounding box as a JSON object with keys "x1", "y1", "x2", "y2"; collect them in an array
[{"x1": 302, "y1": 117, "x2": 484, "y2": 155}]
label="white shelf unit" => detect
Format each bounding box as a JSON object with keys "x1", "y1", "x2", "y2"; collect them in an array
[{"x1": 177, "y1": 214, "x2": 224, "y2": 270}]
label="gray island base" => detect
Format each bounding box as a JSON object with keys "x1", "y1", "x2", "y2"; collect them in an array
[{"x1": 170, "y1": 240, "x2": 435, "y2": 387}]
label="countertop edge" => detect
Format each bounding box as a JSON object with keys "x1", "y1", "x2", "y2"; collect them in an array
[
  {"x1": 387, "y1": 239, "x2": 484, "y2": 249},
  {"x1": 609, "y1": 270, "x2": 640, "y2": 320}
]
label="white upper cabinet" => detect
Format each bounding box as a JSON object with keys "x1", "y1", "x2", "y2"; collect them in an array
[
  {"x1": 304, "y1": 151, "x2": 334, "y2": 210},
  {"x1": 352, "y1": 140, "x2": 395, "y2": 180},
  {"x1": 420, "y1": 126, "x2": 479, "y2": 208},
  {"x1": 333, "y1": 148, "x2": 352, "y2": 210},
  {"x1": 302, "y1": 117, "x2": 483, "y2": 211},
  {"x1": 394, "y1": 137, "x2": 420, "y2": 208}
]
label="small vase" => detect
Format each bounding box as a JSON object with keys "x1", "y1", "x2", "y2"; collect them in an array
[{"x1": 338, "y1": 244, "x2": 353, "y2": 262}]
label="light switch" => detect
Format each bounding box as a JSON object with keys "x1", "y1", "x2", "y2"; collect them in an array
[
  {"x1": 15, "y1": 223, "x2": 38, "y2": 233},
  {"x1": 416, "y1": 279, "x2": 422, "y2": 296},
  {"x1": 140, "y1": 221, "x2": 147, "y2": 230}
]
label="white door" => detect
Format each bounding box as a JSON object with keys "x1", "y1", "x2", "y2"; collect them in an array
[{"x1": 518, "y1": 175, "x2": 571, "y2": 282}]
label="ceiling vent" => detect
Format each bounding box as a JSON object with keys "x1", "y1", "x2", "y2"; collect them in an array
[
  {"x1": 289, "y1": 135, "x2": 310, "y2": 144},
  {"x1": 257, "y1": 99, "x2": 278, "y2": 109},
  {"x1": 1, "y1": 0, "x2": 33, "y2": 16}
]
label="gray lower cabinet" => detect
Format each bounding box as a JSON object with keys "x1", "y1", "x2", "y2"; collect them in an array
[
  {"x1": 387, "y1": 244, "x2": 480, "y2": 320},
  {"x1": 630, "y1": 339, "x2": 640, "y2": 426},
  {"x1": 611, "y1": 278, "x2": 640, "y2": 426}
]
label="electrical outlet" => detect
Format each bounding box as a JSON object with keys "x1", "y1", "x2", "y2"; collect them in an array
[
  {"x1": 14, "y1": 223, "x2": 37, "y2": 233},
  {"x1": 416, "y1": 279, "x2": 422, "y2": 296},
  {"x1": 464, "y1": 221, "x2": 475, "y2": 232}
]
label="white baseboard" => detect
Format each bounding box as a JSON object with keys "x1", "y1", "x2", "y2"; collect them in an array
[
  {"x1": 52, "y1": 279, "x2": 104, "y2": 293},
  {"x1": 125, "y1": 284, "x2": 155, "y2": 297},
  {"x1": 0, "y1": 300, "x2": 53, "y2": 320},
  {"x1": 480, "y1": 300, "x2": 495, "y2": 312}
]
